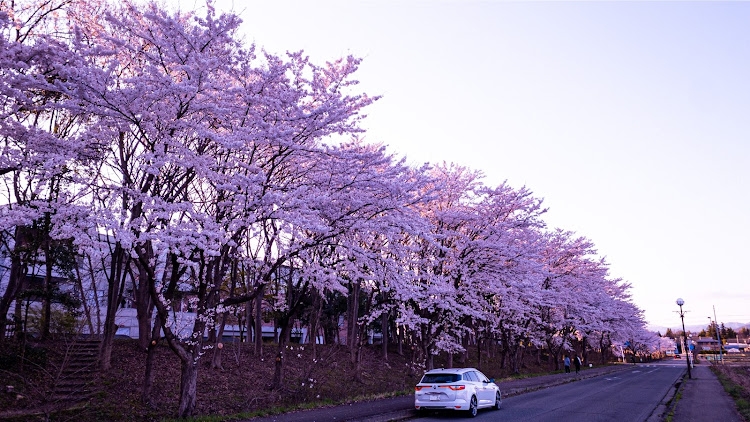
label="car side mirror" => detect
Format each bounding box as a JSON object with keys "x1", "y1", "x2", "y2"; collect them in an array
[{"x1": 489, "y1": 378, "x2": 495, "y2": 383}]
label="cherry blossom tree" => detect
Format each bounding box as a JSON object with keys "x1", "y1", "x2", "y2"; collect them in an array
[
  {"x1": 0, "y1": 0, "x2": 97, "y2": 341},
  {"x1": 262, "y1": 141, "x2": 428, "y2": 387},
  {"x1": 392, "y1": 163, "x2": 548, "y2": 370},
  {"x1": 67, "y1": 1, "x2": 379, "y2": 415}
]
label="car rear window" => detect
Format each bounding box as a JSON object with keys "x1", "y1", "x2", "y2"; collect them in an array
[{"x1": 420, "y1": 373, "x2": 462, "y2": 383}]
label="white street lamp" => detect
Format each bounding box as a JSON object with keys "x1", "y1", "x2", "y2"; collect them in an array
[{"x1": 675, "y1": 298, "x2": 692, "y2": 379}]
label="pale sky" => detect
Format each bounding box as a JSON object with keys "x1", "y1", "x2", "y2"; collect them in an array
[{"x1": 203, "y1": 0, "x2": 750, "y2": 329}]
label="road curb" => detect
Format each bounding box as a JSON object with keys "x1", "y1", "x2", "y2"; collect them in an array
[
  {"x1": 645, "y1": 368, "x2": 687, "y2": 422},
  {"x1": 348, "y1": 409, "x2": 417, "y2": 422}
]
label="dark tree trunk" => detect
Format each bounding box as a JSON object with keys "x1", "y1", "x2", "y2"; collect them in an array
[
  {"x1": 100, "y1": 243, "x2": 126, "y2": 370},
  {"x1": 177, "y1": 356, "x2": 199, "y2": 418},
  {"x1": 397, "y1": 325, "x2": 403, "y2": 356},
  {"x1": 40, "y1": 248, "x2": 53, "y2": 340},
  {"x1": 0, "y1": 259, "x2": 23, "y2": 342},
  {"x1": 14, "y1": 294, "x2": 24, "y2": 341},
  {"x1": 352, "y1": 294, "x2": 370, "y2": 384},
  {"x1": 142, "y1": 312, "x2": 162, "y2": 407},
  {"x1": 347, "y1": 280, "x2": 361, "y2": 359},
  {"x1": 0, "y1": 227, "x2": 31, "y2": 343},
  {"x1": 135, "y1": 258, "x2": 154, "y2": 351},
  {"x1": 547, "y1": 339, "x2": 561, "y2": 371},
  {"x1": 283, "y1": 319, "x2": 291, "y2": 344},
  {"x1": 74, "y1": 259, "x2": 95, "y2": 335},
  {"x1": 353, "y1": 288, "x2": 373, "y2": 381},
  {"x1": 600, "y1": 333, "x2": 610, "y2": 364},
  {"x1": 245, "y1": 301, "x2": 253, "y2": 349},
  {"x1": 354, "y1": 338, "x2": 364, "y2": 383},
  {"x1": 499, "y1": 333, "x2": 508, "y2": 369},
  {"x1": 211, "y1": 312, "x2": 227, "y2": 370},
  {"x1": 147, "y1": 250, "x2": 206, "y2": 419},
  {"x1": 308, "y1": 289, "x2": 322, "y2": 359},
  {"x1": 458, "y1": 335, "x2": 468, "y2": 364},
  {"x1": 507, "y1": 343, "x2": 516, "y2": 373},
  {"x1": 582, "y1": 336, "x2": 589, "y2": 366},
  {"x1": 381, "y1": 311, "x2": 388, "y2": 360},
  {"x1": 419, "y1": 324, "x2": 433, "y2": 371},
  {"x1": 254, "y1": 285, "x2": 264, "y2": 356},
  {"x1": 212, "y1": 259, "x2": 237, "y2": 369},
  {"x1": 408, "y1": 343, "x2": 420, "y2": 377},
  {"x1": 136, "y1": 303, "x2": 152, "y2": 349},
  {"x1": 86, "y1": 256, "x2": 103, "y2": 335},
  {"x1": 477, "y1": 337, "x2": 482, "y2": 371},
  {"x1": 514, "y1": 346, "x2": 523, "y2": 374},
  {"x1": 272, "y1": 321, "x2": 289, "y2": 389}
]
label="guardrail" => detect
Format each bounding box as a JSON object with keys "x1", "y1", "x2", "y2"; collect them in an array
[{"x1": 703, "y1": 353, "x2": 750, "y2": 363}]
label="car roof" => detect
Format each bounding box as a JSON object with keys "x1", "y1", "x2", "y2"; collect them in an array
[{"x1": 423, "y1": 367, "x2": 478, "y2": 374}]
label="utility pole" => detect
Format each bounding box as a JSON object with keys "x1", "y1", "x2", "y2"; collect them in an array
[{"x1": 714, "y1": 305, "x2": 723, "y2": 363}]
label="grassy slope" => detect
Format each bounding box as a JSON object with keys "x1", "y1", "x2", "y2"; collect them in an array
[{"x1": 711, "y1": 364, "x2": 750, "y2": 421}]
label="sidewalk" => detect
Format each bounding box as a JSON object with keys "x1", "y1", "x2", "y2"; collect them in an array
[
  {"x1": 246, "y1": 364, "x2": 631, "y2": 422},
  {"x1": 671, "y1": 364, "x2": 742, "y2": 422}
]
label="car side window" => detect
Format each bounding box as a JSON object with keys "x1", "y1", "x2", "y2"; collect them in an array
[
  {"x1": 475, "y1": 371, "x2": 489, "y2": 382},
  {"x1": 464, "y1": 371, "x2": 477, "y2": 382}
]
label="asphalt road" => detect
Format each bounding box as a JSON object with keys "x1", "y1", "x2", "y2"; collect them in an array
[{"x1": 418, "y1": 361, "x2": 684, "y2": 422}]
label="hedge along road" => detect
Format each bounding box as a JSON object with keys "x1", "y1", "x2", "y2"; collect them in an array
[{"x1": 418, "y1": 360, "x2": 684, "y2": 422}]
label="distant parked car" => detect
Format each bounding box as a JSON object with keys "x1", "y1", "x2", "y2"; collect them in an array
[{"x1": 414, "y1": 367, "x2": 501, "y2": 417}]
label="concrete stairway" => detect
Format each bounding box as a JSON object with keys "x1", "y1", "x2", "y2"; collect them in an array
[{"x1": 48, "y1": 339, "x2": 100, "y2": 403}]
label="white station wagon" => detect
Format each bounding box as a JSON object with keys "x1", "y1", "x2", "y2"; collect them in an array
[{"x1": 414, "y1": 367, "x2": 501, "y2": 417}]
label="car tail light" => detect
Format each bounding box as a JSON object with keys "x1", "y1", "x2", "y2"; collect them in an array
[
  {"x1": 415, "y1": 386, "x2": 425, "y2": 391},
  {"x1": 439, "y1": 385, "x2": 465, "y2": 390}
]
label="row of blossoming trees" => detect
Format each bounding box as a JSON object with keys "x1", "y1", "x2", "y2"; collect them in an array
[{"x1": 0, "y1": 0, "x2": 659, "y2": 417}]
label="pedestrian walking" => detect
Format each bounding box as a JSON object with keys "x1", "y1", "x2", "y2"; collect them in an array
[
  {"x1": 574, "y1": 355, "x2": 581, "y2": 374},
  {"x1": 564, "y1": 356, "x2": 571, "y2": 373}
]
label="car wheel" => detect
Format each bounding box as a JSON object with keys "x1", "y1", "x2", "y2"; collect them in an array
[
  {"x1": 467, "y1": 395, "x2": 478, "y2": 417},
  {"x1": 493, "y1": 391, "x2": 502, "y2": 410}
]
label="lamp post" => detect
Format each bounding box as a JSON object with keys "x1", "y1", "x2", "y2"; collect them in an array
[{"x1": 676, "y1": 298, "x2": 692, "y2": 379}]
